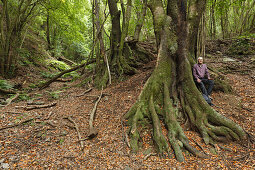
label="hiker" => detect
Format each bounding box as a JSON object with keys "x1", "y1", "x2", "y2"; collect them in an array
[{"x1": 193, "y1": 57, "x2": 214, "y2": 105}]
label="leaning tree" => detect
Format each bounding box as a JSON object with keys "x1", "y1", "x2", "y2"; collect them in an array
[{"x1": 124, "y1": 0, "x2": 247, "y2": 162}]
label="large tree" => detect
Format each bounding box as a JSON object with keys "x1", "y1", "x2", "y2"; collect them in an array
[{"x1": 124, "y1": 0, "x2": 247, "y2": 162}]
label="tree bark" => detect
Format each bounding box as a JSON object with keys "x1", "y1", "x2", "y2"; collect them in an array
[
  {"x1": 124, "y1": 0, "x2": 247, "y2": 162},
  {"x1": 134, "y1": 0, "x2": 147, "y2": 41},
  {"x1": 187, "y1": 0, "x2": 206, "y2": 60}
]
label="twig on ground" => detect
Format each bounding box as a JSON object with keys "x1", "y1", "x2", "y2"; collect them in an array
[
  {"x1": 76, "y1": 88, "x2": 92, "y2": 97},
  {"x1": 35, "y1": 120, "x2": 57, "y2": 128},
  {"x1": 45, "y1": 111, "x2": 54, "y2": 120},
  {"x1": 87, "y1": 87, "x2": 103, "y2": 138},
  {"x1": 65, "y1": 116, "x2": 84, "y2": 149},
  {"x1": 56, "y1": 78, "x2": 72, "y2": 82},
  {"x1": 143, "y1": 153, "x2": 156, "y2": 161},
  {"x1": 0, "y1": 118, "x2": 34, "y2": 131},
  {"x1": 3, "y1": 111, "x2": 24, "y2": 114},
  {"x1": 24, "y1": 102, "x2": 57, "y2": 110},
  {"x1": 27, "y1": 101, "x2": 45, "y2": 105},
  {"x1": 4, "y1": 93, "x2": 20, "y2": 108}
]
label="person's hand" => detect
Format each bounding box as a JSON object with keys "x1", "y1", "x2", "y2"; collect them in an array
[{"x1": 197, "y1": 79, "x2": 201, "y2": 83}]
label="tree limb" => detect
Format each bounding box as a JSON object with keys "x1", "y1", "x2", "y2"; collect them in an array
[
  {"x1": 0, "y1": 118, "x2": 34, "y2": 131},
  {"x1": 65, "y1": 116, "x2": 84, "y2": 149},
  {"x1": 88, "y1": 87, "x2": 103, "y2": 138},
  {"x1": 3, "y1": 93, "x2": 20, "y2": 108},
  {"x1": 39, "y1": 59, "x2": 95, "y2": 90},
  {"x1": 24, "y1": 102, "x2": 57, "y2": 110}
]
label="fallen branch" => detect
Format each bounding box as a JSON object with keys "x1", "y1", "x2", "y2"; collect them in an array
[
  {"x1": 58, "y1": 56, "x2": 76, "y2": 66},
  {"x1": 27, "y1": 101, "x2": 45, "y2": 105},
  {"x1": 3, "y1": 93, "x2": 20, "y2": 108},
  {"x1": 39, "y1": 59, "x2": 95, "y2": 90},
  {"x1": 3, "y1": 111, "x2": 23, "y2": 114},
  {"x1": 56, "y1": 78, "x2": 72, "y2": 82},
  {"x1": 76, "y1": 88, "x2": 93, "y2": 97},
  {"x1": 65, "y1": 117, "x2": 84, "y2": 149},
  {"x1": 45, "y1": 111, "x2": 54, "y2": 120},
  {"x1": 87, "y1": 88, "x2": 103, "y2": 138},
  {"x1": 0, "y1": 118, "x2": 34, "y2": 131},
  {"x1": 24, "y1": 102, "x2": 57, "y2": 110},
  {"x1": 143, "y1": 153, "x2": 156, "y2": 161}
]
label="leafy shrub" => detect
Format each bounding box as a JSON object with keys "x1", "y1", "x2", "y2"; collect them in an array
[
  {"x1": 45, "y1": 59, "x2": 80, "y2": 79},
  {"x1": 0, "y1": 80, "x2": 13, "y2": 90},
  {"x1": 46, "y1": 59, "x2": 71, "y2": 71},
  {"x1": 48, "y1": 90, "x2": 63, "y2": 100},
  {"x1": 229, "y1": 38, "x2": 254, "y2": 55}
]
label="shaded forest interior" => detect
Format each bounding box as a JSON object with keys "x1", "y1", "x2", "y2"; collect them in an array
[{"x1": 0, "y1": 0, "x2": 254, "y2": 169}]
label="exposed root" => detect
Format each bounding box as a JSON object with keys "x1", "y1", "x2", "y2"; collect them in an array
[
  {"x1": 129, "y1": 104, "x2": 143, "y2": 152},
  {"x1": 149, "y1": 95, "x2": 170, "y2": 156}
]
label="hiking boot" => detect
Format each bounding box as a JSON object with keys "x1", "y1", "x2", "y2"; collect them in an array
[{"x1": 209, "y1": 95, "x2": 213, "y2": 101}]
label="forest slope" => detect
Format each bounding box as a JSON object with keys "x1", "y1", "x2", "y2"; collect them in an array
[{"x1": 0, "y1": 44, "x2": 254, "y2": 169}]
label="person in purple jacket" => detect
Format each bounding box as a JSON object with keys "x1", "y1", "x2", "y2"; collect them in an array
[{"x1": 193, "y1": 57, "x2": 214, "y2": 98}]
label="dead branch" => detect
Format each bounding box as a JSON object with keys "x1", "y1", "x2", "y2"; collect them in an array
[
  {"x1": 76, "y1": 88, "x2": 93, "y2": 97},
  {"x1": 87, "y1": 88, "x2": 103, "y2": 138},
  {"x1": 45, "y1": 111, "x2": 53, "y2": 120},
  {"x1": 143, "y1": 153, "x2": 156, "y2": 161},
  {"x1": 0, "y1": 118, "x2": 34, "y2": 131},
  {"x1": 58, "y1": 56, "x2": 76, "y2": 66},
  {"x1": 24, "y1": 102, "x2": 57, "y2": 110},
  {"x1": 3, "y1": 111, "x2": 23, "y2": 114},
  {"x1": 56, "y1": 78, "x2": 72, "y2": 82},
  {"x1": 65, "y1": 116, "x2": 84, "y2": 149},
  {"x1": 39, "y1": 59, "x2": 95, "y2": 90},
  {"x1": 3, "y1": 93, "x2": 20, "y2": 108},
  {"x1": 27, "y1": 101, "x2": 45, "y2": 105},
  {"x1": 35, "y1": 120, "x2": 57, "y2": 128}
]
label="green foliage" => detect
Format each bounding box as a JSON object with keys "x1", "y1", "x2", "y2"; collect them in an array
[
  {"x1": 0, "y1": 80, "x2": 13, "y2": 90},
  {"x1": 18, "y1": 94, "x2": 30, "y2": 101},
  {"x1": 46, "y1": 59, "x2": 71, "y2": 71},
  {"x1": 48, "y1": 90, "x2": 63, "y2": 100},
  {"x1": 40, "y1": 71, "x2": 58, "y2": 79},
  {"x1": 229, "y1": 38, "x2": 254, "y2": 55}
]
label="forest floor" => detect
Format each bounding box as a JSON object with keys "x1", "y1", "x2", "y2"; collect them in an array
[{"x1": 0, "y1": 51, "x2": 254, "y2": 169}]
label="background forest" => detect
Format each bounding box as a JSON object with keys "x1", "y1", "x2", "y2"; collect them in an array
[{"x1": 0, "y1": 0, "x2": 254, "y2": 169}]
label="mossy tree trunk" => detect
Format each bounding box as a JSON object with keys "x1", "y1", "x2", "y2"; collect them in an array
[
  {"x1": 96, "y1": 0, "x2": 152, "y2": 87},
  {"x1": 124, "y1": 0, "x2": 247, "y2": 162},
  {"x1": 0, "y1": 0, "x2": 39, "y2": 77}
]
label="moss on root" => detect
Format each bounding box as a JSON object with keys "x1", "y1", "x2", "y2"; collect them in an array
[{"x1": 124, "y1": 54, "x2": 247, "y2": 162}]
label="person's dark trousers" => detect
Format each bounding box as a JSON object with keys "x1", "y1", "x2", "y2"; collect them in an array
[{"x1": 196, "y1": 79, "x2": 214, "y2": 96}]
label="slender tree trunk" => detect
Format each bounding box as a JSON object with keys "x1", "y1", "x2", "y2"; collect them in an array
[
  {"x1": 119, "y1": 0, "x2": 132, "y2": 57},
  {"x1": 187, "y1": 0, "x2": 206, "y2": 60},
  {"x1": 134, "y1": 0, "x2": 147, "y2": 41},
  {"x1": 108, "y1": 0, "x2": 121, "y2": 61},
  {"x1": 46, "y1": 12, "x2": 51, "y2": 50}
]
